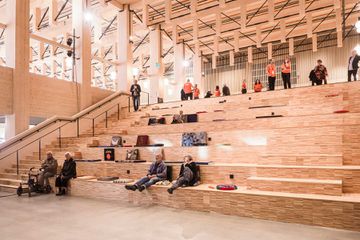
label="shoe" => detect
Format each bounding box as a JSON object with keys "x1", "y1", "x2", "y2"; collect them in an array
[
  {"x1": 125, "y1": 185, "x2": 137, "y2": 191},
  {"x1": 56, "y1": 190, "x2": 64, "y2": 196},
  {"x1": 167, "y1": 188, "x2": 173, "y2": 194},
  {"x1": 138, "y1": 185, "x2": 145, "y2": 192}
]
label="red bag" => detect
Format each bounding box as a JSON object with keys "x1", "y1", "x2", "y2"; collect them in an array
[
  {"x1": 136, "y1": 135, "x2": 149, "y2": 146},
  {"x1": 216, "y1": 184, "x2": 238, "y2": 191}
]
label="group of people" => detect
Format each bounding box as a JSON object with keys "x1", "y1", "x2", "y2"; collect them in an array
[
  {"x1": 125, "y1": 153, "x2": 198, "y2": 194},
  {"x1": 181, "y1": 79, "x2": 231, "y2": 100},
  {"x1": 37, "y1": 151, "x2": 77, "y2": 196},
  {"x1": 181, "y1": 79, "x2": 201, "y2": 100},
  {"x1": 129, "y1": 50, "x2": 359, "y2": 110}
]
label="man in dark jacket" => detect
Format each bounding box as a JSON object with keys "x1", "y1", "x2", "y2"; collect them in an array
[
  {"x1": 125, "y1": 153, "x2": 167, "y2": 192},
  {"x1": 55, "y1": 152, "x2": 76, "y2": 196},
  {"x1": 167, "y1": 155, "x2": 198, "y2": 194},
  {"x1": 222, "y1": 84, "x2": 230, "y2": 96},
  {"x1": 38, "y1": 151, "x2": 58, "y2": 187},
  {"x1": 348, "y1": 50, "x2": 360, "y2": 82},
  {"x1": 130, "y1": 79, "x2": 141, "y2": 111}
]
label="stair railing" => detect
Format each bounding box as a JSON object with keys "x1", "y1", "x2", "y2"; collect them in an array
[{"x1": 0, "y1": 91, "x2": 130, "y2": 175}]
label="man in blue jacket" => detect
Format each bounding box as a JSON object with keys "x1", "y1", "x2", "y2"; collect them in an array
[{"x1": 125, "y1": 153, "x2": 167, "y2": 191}]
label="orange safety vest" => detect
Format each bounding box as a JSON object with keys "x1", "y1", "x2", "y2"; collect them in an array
[{"x1": 267, "y1": 64, "x2": 276, "y2": 77}]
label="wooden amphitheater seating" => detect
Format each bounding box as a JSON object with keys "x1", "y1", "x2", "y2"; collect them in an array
[{"x1": 1, "y1": 82, "x2": 360, "y2": 230}]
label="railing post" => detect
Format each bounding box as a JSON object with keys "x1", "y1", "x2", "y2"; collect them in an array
[
  {"x1": 38, "y1": 139, "x2": 41, "y2": 160},
  {"x1": 16, "y1": 150, "x2": 19, "y2": 175},
  {"x1": 128, "y1": 97, "x2": 130, "y2": 112},
  {"x1": 58, "y1": 128, "x2": 62, "y2": 150},
  {"x1": 105, "y1": 111, "x2": 108, "y2": 128},
  {"x1": 77, "y1": 119, "x2": 80, "y2": 137},
  {"x1": 92, "y1": 119, "x2": 95, "y2": 137},
  {"x1": 117, "y1": 104, "x2": 120, "y2": 120},
  {"x1": 147, "y1": 93, "x2": 149, "y2": 105}
]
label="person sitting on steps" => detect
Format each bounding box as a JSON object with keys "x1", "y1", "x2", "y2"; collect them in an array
[
  {"x1": 38, "y1": 151, "x2": 58, "y2": 188},
  {"x1": 167, "y1": 155, "x2": 199, "y2": 194},
  {"x1": 125, "y1": 153, "x2": 167, "y2": 192},
  {"x1": 172, "y1": 110, "x2": 186, "y2": 124},
  {"x1": 55, "y1": 152, "x2": 77, "y2": 196}
]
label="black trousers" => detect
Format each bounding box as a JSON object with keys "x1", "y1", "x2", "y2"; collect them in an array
[
  {"x1": 268, "y1": 76, "x2": 276, "y2": 91},
  {"x1": 55, "y1": 176, "x2": 72, "y2": 188},
  {"x1": 282, "y1": 73, "x2": 291, "y2": 89},
  {"x1": 132, "y1": 96, "x2": 140, "y2": 111},
  {"x1": 185, "y1": 93, "x2": 193, "y2": 100},
  {"x1": 348, "y1": 70, "x2": 358, "y2": 82}
]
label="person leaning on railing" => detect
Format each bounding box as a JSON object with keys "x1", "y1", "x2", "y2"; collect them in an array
[{"x1": 55, "y1": 152, "x2": 77, "y2": 196}]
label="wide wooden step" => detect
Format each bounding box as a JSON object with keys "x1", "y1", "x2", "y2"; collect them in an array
[
  {"x1": 0, "y1": 173, "x2": 27, "y2": 180},
  {"x1": 0, "y1": 178, "x2": 23, "y2": 187},
  {"x1": 247, "y1": 176, "x2": 342, "y2": 196}
]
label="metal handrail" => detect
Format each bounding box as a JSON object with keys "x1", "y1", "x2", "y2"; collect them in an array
[
  {"x1": 0, "y1": 91, "x2": 129, "y2": 152},
  {"x1": 0, "y1": 91, "x2": 130, "y2": 175}
]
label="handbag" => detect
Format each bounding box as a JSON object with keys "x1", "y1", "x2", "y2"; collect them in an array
[
  {"x1": 136, "y1": 135, "x2": 149, "y2": 146},
  {"x1": 186, "y1": 114, "x2": 198, "y2": 123},
  {"x1": 111, "y1": 136, "x2": 122, "y2": 147},
  {"x1": 126, "y1": 149, "x2": 139, "y2": 160}
]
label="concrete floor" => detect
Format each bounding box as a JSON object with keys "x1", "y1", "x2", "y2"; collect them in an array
[{"x1": 0, "y1": 192, "x2": 359, "y2": 240}]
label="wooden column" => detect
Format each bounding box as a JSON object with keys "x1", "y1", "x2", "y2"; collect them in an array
[
  {"x1": 149, "y1": 25, "x2": 163, "y2": 103},
  {"x1": 72, "y1": 0, "x2": 92, "y2": 110},
  {"x1": 5, "y1": 0, "x2": 31, "y2": 136},
  {"x1": 117, "y1": 5, "x2": 133, "y2": 92}
]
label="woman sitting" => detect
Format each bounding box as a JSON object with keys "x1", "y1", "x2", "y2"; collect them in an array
[
  {"x1": 55, "y1": 152, "x2": 77, "y2": 196},
  {"x1": 254, "y1": 79, "x2": 263, "y2": 92},
  {"x1": 167, "y1": 155, "x2": 199, "y2": 194},
  {"x1": 214, "y1": 86, "x2": 221, "y2": 97}
]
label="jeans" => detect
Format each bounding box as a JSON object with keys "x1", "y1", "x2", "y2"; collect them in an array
[
  {"x1": 282, "y1": 73, "x2": 291, "y2": 89},
  {"x1": 133, "y1": 96, "x2": 140, "y2": 111},
  {"x1": 135, "y1": 176, "x2": 163, "y2": 188},
  {"x1": 268, "y1": 76, "x2": 276, "y2": 91},
  {"x1": 170, "y1": 167, "x2": 194, "y2": 190},
  {"x1": 348, "y1": 70, "x2": 358, "y2": 82}
]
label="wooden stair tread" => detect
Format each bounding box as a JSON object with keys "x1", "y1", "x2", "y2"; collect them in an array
[{"x1": 247, "y1": 176, "x2": 342, "y2": 185}]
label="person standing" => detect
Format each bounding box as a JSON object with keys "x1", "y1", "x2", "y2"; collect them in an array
[
  {"x1": 281, "y1": 57, "x2": 291, "y2": 89},
  {"x1": 193, "y1": 84, "x2": 200, "y2": 99},
  {"x1": 241, "y1": 80, "x2": 247, "y2": 94},
  {"x1": 266, "y1": 59, "x2": 276, "y2": 91},
  {"x1": 314, "y1": 59, "x2": 328, "y2": 85},
  {"x1": 222, "y1": 84, "x2": 230, "y2": 96},
  {"x1": 183, "y1": 79, "x2": 193, "y2": 100},
  {"x1": 130, "y1": 79, "x2": 141, "y2": 111},
  {"x1": 348, "y1": 50, "x2": 360, "y2": 82}
]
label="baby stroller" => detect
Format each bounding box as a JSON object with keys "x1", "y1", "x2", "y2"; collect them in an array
[{"x1": 17, "y1": 167, "x2": 52, "y2": 197}]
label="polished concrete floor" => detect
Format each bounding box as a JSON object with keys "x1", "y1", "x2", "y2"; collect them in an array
[{"x1": 0, "y1": 192, "x2": 359, "y2": 240}]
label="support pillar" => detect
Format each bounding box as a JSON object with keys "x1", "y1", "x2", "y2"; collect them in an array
[
  {"x1": 5, "y1": 0, "x2": 30, "y2": 136},
  {"x1": 72, "y1": 0, "x2": 92, "y2": 110},
  {"x1": 174, "y1": 42, "x2": 185, "y2": 84},
  {"x1": 149, "y1": 25, "x2": 163, "y2": 104},
  {"x1": 117, "y1": 5, "x2": 133, "y2": 92},
  {"x1": 193, "y1": 53, "x2": 203, "y2": 95}
]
